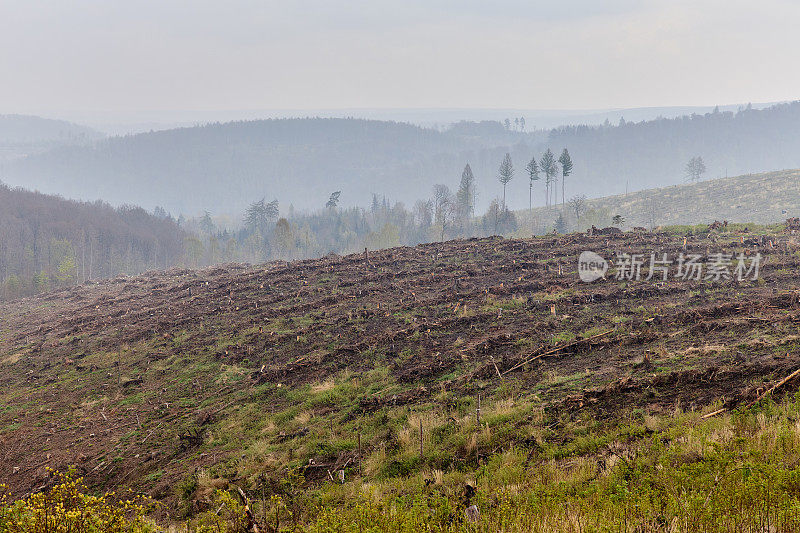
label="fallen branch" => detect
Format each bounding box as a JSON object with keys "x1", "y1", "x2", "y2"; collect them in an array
[
  {"x1": 490, "y1": 357, "x2": 503, "y2": 380},
  {"x1": 747, "y1": 368, "x2": 800, "y2": 408},
  {"x1": 502, "y1": 329, "x2": 615, "y2": 376},
  {"x1": 700, "y1": 408, "x2": 727, "y2": 419}
]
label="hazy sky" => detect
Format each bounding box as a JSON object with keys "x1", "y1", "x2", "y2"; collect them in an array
[{"x1": 2, "y1": 0, "x2": 799, "y2": 114}]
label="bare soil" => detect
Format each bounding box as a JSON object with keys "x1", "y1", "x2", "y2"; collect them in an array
[{"x1": 2, "y1": 230, "x2": 799, "y2": 502}]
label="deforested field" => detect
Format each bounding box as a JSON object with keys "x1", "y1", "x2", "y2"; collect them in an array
[
  {"x1": 588, "y1": 169, "x2": 800, "y2": 226},
  {"x1": 4, "y1": 225, "x2": 800, "y2": 531}
]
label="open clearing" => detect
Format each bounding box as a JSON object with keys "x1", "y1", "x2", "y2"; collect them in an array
[{"x1": 3, "y1": 225, "x2": 800, "y2": 528}]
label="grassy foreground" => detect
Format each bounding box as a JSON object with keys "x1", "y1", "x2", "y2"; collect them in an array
[
  {"x1": 5, "y1": 394, "x2": 800, "y2": 532},
  {"x1": 244, "y1": 394, "x2": 800, "y2": 532}
]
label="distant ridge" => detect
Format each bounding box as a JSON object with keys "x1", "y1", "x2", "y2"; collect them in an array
[
  {"x1": 52, "y1": 101, "x2": 781, "y2": 134},
  {"x1": 3, "y1": 103, "x2": 800, "y2": 216},
  {"x1": 0, "y1": 114, "x2": 102, "y2": 143}
]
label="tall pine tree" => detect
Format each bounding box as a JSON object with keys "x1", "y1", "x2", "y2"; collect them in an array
[
  {"x1": 558, "y1": 148, "x2": 573, "y2": 208},
  {"x1": 457, "y1": 164, "x2": 476, "y2": 226},
  {"x1": 526, "y1": 156, "x2": 540, "y2": 230},
  {"x1": 540, "y1": 149, "x2": 557, "y2": 209},
  {"x1": 498, "y1": 153, "x2": 514, "y2": 211}
]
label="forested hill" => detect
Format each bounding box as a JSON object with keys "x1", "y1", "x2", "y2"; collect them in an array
[
  {"x1": 1, "y1": 118, "x2": 491, "y2": 216},
  {"x1": 0, "y1": 182, "x2": 185, "y2": 300},
  {"x1": 3, "y1": 103, "x2": 800, "y2": 216},
  {"x1": 0, "y1": 114, "x2": 101, "y2": 144},
  {"x1": 548, "y1": 102, "x2": 800, "y2": 198},
  {"x1": 0, "y1": 114, "x2": 104, "y2": 163}
]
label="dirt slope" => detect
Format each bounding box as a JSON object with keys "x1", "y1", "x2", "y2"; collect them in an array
[{"x1": 2, "y1": 229, "x2": 800, "y2": 504}]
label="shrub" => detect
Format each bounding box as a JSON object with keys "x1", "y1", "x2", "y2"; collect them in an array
[{"x1": 0, "y1": 469, "x2": 153, "y2": 532}]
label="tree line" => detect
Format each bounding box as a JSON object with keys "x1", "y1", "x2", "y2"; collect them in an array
[
  {"x1": 7, "y1": 102, "x2": 794, "y2": 299},
  {"x1": 0, "y1": 143, "x2": 583, "y2": 302},
  {"x1": 0, "y1": 182, "x2": 185, "y2": 299},
  {"x1": 176, "y1": 147, "x2": 577, "y2": 267}
]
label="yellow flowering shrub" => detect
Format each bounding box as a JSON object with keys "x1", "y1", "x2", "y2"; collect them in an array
[{"x1": 0, "y1": 469, "x2": 153, "y2": 533}]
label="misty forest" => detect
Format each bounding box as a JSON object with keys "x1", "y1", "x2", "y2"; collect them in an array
[{"x1": 4, "y1": 102, "x2": 799, "y2": 300}]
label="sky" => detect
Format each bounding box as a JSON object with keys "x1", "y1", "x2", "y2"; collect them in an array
[{"x1": 2, "y1": 0, "x2": 799, "y2": 115}]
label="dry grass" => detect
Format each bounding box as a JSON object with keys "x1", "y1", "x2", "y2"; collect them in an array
[{"x1": 311, "y1": 379, "x2": 335, "y2": 394}]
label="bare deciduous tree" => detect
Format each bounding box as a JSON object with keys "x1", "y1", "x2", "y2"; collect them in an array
[
  {"x1": 413, "y1": 199, "x2": 433, "y2": 228},
  {"x1": 432, "y1": 184, "x2": 456, "y2": 241},
  {"x1": 568, "y1": 194, "x2": 587, "y2": 219},
  {"x1": 685, "y1": 156, "x2": 707, "y2": 182}
]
